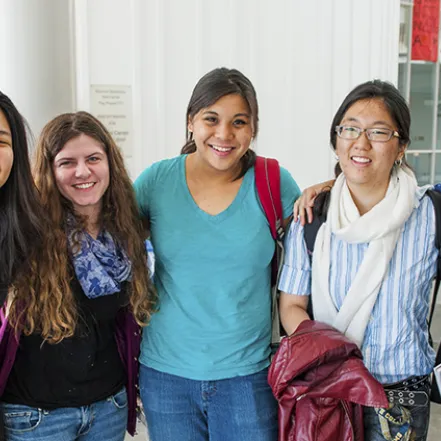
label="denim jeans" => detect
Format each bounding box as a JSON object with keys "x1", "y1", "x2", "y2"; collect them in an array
[
  {"x1": 363, "y1": 378, "x2": 431, "y2": 441},
  {"x1": 139, "y1": 365, "x2": 278, "y2": 441},
  {"x1": 0, "y1": 387, "x2": 128, "y2": 441}
]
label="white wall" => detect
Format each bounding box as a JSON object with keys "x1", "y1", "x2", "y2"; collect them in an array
[
  {"x1": 0, "y1": 0, "x2": 74, "y2": 140},
  {"x1": 74, "y1": 0, "x2": 400, "y2": 188}
]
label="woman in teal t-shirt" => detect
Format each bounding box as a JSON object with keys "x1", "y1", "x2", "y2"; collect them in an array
[{"x1": 134, "y1": 68, "x2": 301, "y2": 441}]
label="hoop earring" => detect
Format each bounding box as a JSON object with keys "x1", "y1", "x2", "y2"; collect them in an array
[{"x1": 394, "y1": 158, "x2": 403, "y2": 167}]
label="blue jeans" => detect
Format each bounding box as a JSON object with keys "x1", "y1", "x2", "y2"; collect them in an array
[
  {"x1": 139, "y1": 365, "x2": 278, "y2": 441},
  {"x1": 363, "y1": 378, "x2": 431, "y2": 441},
  {"x1": 0, "y1": 387, "x2": 128, "y2": 441}
]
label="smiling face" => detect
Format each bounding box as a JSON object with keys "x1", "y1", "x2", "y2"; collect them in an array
[
  {"x1": 52, "y1": 134, "x2": 110, "y2": 220},
  {"x1": 187, "y1": 94, "x2": 253, "y2": 175},
  {"x1": 0, "y1": 110, "x2": 13, "y2": 188},
  {"x1": 335, "y1": 98, "x2": 405, "y2": 193}
]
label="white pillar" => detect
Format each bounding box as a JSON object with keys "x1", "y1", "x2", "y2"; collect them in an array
[{"x1": 0, "y1": 0, "x2": 74, "y2": 139}]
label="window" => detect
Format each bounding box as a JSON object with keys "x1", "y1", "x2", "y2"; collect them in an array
[{"x1": 398, "y1": 1, "x2": 441, "y2": 184}]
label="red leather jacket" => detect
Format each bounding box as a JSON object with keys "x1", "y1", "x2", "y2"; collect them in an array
[{"x1": 268, "y1": 321, "x2": 388, "y2": 441}]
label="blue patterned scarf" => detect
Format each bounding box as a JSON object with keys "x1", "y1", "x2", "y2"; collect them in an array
[{"x1": 68, "y1": 229, "x2": 132, "y2": 299}]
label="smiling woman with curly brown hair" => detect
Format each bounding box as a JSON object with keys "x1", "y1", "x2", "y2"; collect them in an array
[{"x1": 0, "y1": 111, "x2": 156, "y2": 441}]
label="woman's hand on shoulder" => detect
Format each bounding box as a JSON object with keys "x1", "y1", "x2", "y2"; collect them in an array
[{"x1": 293, "y1": 179, "x2": 335, "y2": 225}]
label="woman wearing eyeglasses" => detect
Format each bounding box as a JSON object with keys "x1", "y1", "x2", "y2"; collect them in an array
[{"x1": 278, "y1": 80, "x2": 435, "y2": 441}]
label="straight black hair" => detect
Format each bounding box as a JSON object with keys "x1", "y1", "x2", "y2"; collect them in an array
[
  {"x1": 315, "y1": 80, "x2": 412, "y2": 215},
  {"x1": 330, "y1": 79, "x2": 411, "y2": 177},
  {"x1": 0, "y1": 91, "x2": 45, "y2": 285}
]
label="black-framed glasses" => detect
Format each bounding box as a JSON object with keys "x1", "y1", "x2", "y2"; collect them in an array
[{"x1": 335, "y1": 125, "x2": 400, "y2": 142}]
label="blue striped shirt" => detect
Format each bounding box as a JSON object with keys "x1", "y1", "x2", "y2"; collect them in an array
[{"x1": 279, "y1": 189, "x2": 438, "y2": 383}]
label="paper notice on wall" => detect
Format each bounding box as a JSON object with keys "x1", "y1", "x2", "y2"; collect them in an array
[
  {"x1": 90, "y1": 85, "x2": 133, "y2": 158},
  {"x1": 411, "y1": 0, "x2": 440, "y2": 62}
]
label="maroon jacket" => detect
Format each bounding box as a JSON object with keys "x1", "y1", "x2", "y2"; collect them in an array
[
  {"x1": 268, "y1": 321, "x2": 389, "y2": 441},
  {"x1": 0, "y1": 307, "x2": 141, "y2": 437}
]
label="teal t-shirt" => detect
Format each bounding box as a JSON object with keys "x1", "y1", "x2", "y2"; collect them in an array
[{"x1": 134, "y1": 155, "x2": 300, "y2": 380}]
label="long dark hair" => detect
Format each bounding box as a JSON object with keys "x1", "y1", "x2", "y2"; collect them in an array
[
  {"x1": 0, "y1": 91, "x2": 45, "y2": 285},
  {"x1": 181, "y1": 67, "x2": 258, "y2": 179}
]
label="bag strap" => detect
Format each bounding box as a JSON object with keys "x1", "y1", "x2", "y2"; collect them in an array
[
  {"x1": 303, "y1": 192, "x2": 330, "y2": 255},
  {"x1": 302, "y1": 192, "x2": 330, "y2": 319},
  {"x1": 254, "y1": 156, "x2": 285, "y2": 349},
  {"x1": 304, "y1": 216, "x2": 325, "y2": 255},
  {"x1": 254, "y1": 156, "x2": 284, "y2": 243},
  {"x1": 427, "y1": 189, "x2": 441, "y2": 328}
]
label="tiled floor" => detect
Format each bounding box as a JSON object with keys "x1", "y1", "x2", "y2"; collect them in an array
[
  {"x1": 128, "y1": 428, "x2": 147, "y2": 441},
  {"x1": 429, "y1": 403, "x2": 441, "y2": 441},
  {"x1": 127, "y1": 306, "x2": 441, "y2": 441}
]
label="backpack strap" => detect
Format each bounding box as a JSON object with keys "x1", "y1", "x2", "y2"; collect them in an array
[
  {"x1": 254, "y1": 156, "x2": 284, "y2": 242},
  {"x1": 427, "y1": 189, "x2": 441, "y2": 328},
  {"x1": 303, "y1": 192, "x2": 330, "y2": 255},
  {"x1": 426, "y1": 189, "x2": 441, "y2": 404},
  {"x1": 303, "y1": 192, "x2": 330, "y2": 319},
  {"x1": 304, "y1": 216, "x2": 325, "y2": 255},
  {"x1": 254, "y1": 156, "x2": 285, "y2": 349}
]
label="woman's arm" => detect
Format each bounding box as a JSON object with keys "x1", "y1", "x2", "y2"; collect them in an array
[
  {"x1": 279, "y1": 292, "x2": 310, "y2": 335},
  {"x1": 277, "y1": 218, "x2": 312, "y2": 334},
  {"x1": 293, "y1": 179, "x2": 334, "y2": 225}
]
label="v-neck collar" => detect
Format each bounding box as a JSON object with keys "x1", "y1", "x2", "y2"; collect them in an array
[{"x1": 180, "y1": 155, "x2": 252, "y2": 223}]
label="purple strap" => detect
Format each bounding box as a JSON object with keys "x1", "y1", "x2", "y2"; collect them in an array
[{"x1": 0, "y1": 307, "x2": 7, "y2": 341}]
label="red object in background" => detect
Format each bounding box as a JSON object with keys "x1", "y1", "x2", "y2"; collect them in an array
[{"x1": 411, "y1": 0, "x2": 440, "y2": 62}]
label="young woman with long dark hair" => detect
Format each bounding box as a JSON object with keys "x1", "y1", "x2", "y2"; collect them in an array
[
  {"x1": 0, "y1": 91, "x2": 52, "y2": 441},
  {"x1": 0, "y1": 92, "x2": 47, "y2": 308}
]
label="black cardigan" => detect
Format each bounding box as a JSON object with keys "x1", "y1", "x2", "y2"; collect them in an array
[{"x1": 0, "y1": 282, "x2": 7, "y2": 308}]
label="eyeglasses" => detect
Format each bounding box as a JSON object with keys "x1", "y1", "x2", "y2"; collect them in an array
[{"x1": 335, "y1": 125, "x2": 400, "y2": 142}]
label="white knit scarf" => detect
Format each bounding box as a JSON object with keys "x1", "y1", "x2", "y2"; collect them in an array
[{"x1": 311, "y1": 168, "x2": 418, "y2": 347}]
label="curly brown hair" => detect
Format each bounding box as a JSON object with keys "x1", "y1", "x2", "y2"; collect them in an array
[{"x1": 9, "y1": 111, "x2": 156, "y2": 343}]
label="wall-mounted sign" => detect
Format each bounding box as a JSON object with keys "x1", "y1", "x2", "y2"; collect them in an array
[
  {"x1": 411, "y1": 0, "x2": 440, "y2": 62},
  {"x1": 90, "y1": 85, "x2": 133, "y2": 158}
]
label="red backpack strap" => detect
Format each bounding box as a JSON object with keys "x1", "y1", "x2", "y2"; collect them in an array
[
  {"x1": 255, "y1": 156, "x2": 284, "y2": 241},
  {"x1": 255, "y1": 156, "x2": 286, "y2": 349}
]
